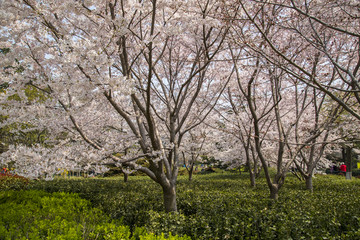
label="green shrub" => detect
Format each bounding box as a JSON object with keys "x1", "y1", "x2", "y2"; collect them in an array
[
  {"x1": 29, "y1": 173, "x2": 360, "y2": 239},
  {"x1": 0, "y1": 190, "x2": 188, "y2": 240},
  {"x1": 0, "y1": 190, "x2": 126, "y2": 239},
  {"x1": 29, "y1": 177, "x2": 165, "y2": 228},
  {"x1": 352, "y1": 169, "x2": 360, "y2": 177},
  {"x1": 0, "y1": 173, "x2": 29, "y2": 190}
]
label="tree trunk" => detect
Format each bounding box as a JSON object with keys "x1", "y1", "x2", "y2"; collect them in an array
[
  {"x1": 305, "y1": 175, "x2": 313, "y2": 192},
  {"x1": 270, "y1": 185, "x2": 279, "y2": 200},
  {"x1": 123, "y1": 173, "x2": 128, "y2": 183},
  {"x1": 249, "y1": 171, "x2": 256, "y2": 187},
  {"x1": 188, "y1": 169, "x2": 193, "y2": 181},
  {"x1": 162, "y1": 184, "x2": 177, "y2": 212}
]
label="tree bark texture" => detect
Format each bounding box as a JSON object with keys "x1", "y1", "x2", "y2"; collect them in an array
[
  {"x1": 162, "y1": 184, "x2": 177, "y2": 212},
  {"x1": 270, "y1": 184, "x2": 279, "y2": 200},
  {"x1": 305, "y1": 175, "x2": 313, "y2": 192}
]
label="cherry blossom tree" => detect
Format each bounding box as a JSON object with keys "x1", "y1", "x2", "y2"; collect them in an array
[
  {"x1": 216, "y1": 84, "x2": 263, "y2": 187},
  {"x1": 179, "y1": 128, "x2": 210, "y2": 181},
  {"x1": 236, "y1": 0, "x2": 360, "y2": 120},
  {"x1": 219, "y1": 0, "x2": 359, "y2": 198},
  {"x1": 2, "y1": 0, "x2": 357, "y2": 207},
  {"x1": 0, "y1": 48, "x2": 49, "y2": 153},
  {"x1": 1, "y1": 0, "x2": 229, "y2": 212},
  {"x1": 219, "y1": 3, "x2": 291, "y2": 198},
  {"x1": 287, "y1": 83, "x2": 343, "y2": 191}
]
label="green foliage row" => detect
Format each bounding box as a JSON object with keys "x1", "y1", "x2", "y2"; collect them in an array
[
  {"x1": 0, "y1": 190, "x2": 189, "y2": 240},
  {"x1": 0, "y1": 173, "x2": 29, "y2": 191},
  {"x1": 29, "y1": 173, "x2": 360, "y2": 239}
]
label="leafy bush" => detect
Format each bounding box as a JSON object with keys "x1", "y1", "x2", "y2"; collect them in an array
[
  {"x1": 29, "y1": 173, "x2": 360, "y2": 239},
  {"x1": 352, "y1": 169, "x2": 360, "y2": 177},
  {"x1": 0, "y1": 190, "x2": 188, "y2": 240},
  {"x1": 0, "y1": 173, "x2": 29, "y2": 190},
  {"x1": 29, "y1": 177, "x2": 164, "y2": 228}
]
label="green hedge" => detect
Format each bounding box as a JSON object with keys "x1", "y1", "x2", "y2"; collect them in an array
[
  {"x1": 0, "y1": 173, "x2": 29, "y2": 190},
  {"x1": 0, "y1": 190, "x2": 189, "y2": 240},
  {"x1": 29, "y1": 173, "x2": 360, "y2": 239},
  {"x1": 352, "y1": 169, "x2": 360, "y2": 177}
]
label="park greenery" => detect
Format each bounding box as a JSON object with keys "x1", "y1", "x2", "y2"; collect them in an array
[
  {"x1": 0, "y1": 189, "x2": 188, "y2": 240},
  {"x1": 2, "y1": 170, "x2": 360, "y2": 239},
  {"x1": 1, "y1": 1, "x2": 360, "y2": 238},
  {"x1": 1, "y1": 0, "x2": 360, "y2": 212}
]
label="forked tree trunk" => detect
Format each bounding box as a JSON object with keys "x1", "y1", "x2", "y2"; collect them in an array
[
  {"x1": 270, "y1": 184, "x2": 279, "y2": 200},
  {"x1": 188, "y1": 169, "x2": 193, "y2": 181},
  {"x1": 162, "y1": 184, "x2": 177, "y2": 212}
]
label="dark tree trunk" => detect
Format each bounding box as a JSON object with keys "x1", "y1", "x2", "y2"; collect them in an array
[
  {"x1": 249, "y1": 170, "x2": 256, "y2": 187},
  {"x1": 305, "y1": 175, "x2": 313, "y2": 192},
  {"x1": 123, "y1": 173, "x2": 128, "y2": 183},
  {"x1": 162, "y1": 184, "x2": 177, "y2": 212},
  {"x1": 188, "y1": 169, "x2": 193, "y2": 181},
  {"x1": 270, "y1": 184, "x2": 279, "y2": 200}
]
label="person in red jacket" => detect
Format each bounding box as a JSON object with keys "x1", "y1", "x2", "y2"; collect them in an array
[{"x1": 340, "y1": 164, "x2": 347, "y2": 174}]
